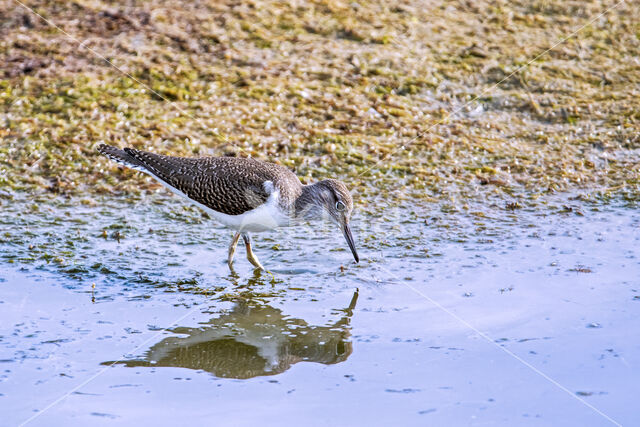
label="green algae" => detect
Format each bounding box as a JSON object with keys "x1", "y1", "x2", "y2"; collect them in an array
[{"x1": 0, "y1": 0, "x2": 638, "y2": 207}]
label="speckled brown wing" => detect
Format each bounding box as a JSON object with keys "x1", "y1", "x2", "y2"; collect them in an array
[{"x1": 121, "y1": 148, "x2": 277, "y2": 215}]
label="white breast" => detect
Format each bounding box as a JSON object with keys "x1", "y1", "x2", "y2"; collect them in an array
[{"x1": 147, "y1": 173, "x2": 290, "y2": 232}]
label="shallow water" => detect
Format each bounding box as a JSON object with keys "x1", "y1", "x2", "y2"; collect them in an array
[{"x1": 0, "y1": 194, "x2": 638, "y2": 426}]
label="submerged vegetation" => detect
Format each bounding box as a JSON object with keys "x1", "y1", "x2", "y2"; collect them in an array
[{"x1": 0, "y1": 0, "x2": 638, "y2": 205}]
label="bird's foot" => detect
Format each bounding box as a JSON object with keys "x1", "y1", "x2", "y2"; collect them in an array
[{"x1": 247, "y1": 251, "x2": 274, "y2": 280}]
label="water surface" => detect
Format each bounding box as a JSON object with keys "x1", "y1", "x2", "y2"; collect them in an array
[{"x1": 0, "y1": 195, "x2": 638, "y2": 426}]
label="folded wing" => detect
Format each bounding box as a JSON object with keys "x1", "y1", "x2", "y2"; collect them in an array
[{"x1": 98, "y1": 144, "x2": 269, "y2": 216}]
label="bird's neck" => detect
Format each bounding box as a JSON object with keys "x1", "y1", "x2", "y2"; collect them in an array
[{"x1": 294, "y1": 183, "x2": 325, "y2": 219}]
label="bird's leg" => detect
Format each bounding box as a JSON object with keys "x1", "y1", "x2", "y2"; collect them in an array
[
  {"x1": 242, "y1": 232, "x2": 266, "y2": 271},
  {"x1": 228, "y1": 232, "x2": 241, "y2": 268}
]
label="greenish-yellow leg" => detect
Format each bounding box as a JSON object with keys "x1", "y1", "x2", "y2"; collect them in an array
[
  {"x1": 242, "y1": 233, "x2": 265, "y2": 271},
  {"x1": 228, "y1": 232, "x2": 241, "y2": 268}
]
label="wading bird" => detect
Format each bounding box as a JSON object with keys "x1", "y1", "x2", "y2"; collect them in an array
[{"x1": 98, "y1": 145, "x2": 359, "y2": 271}]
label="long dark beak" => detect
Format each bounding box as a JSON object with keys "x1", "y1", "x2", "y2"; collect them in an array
[{"x1": 342, "y1": 222, "x2": 359, "y2": 263}]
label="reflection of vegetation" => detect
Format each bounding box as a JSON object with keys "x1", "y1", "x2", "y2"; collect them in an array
[{"x1": 103, "y1": 291, "x2": 359, "y2": 379}]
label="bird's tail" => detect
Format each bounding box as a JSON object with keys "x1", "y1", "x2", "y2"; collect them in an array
[{"x1": 97, "y1": 144, "x2": 147, "y2": 172}]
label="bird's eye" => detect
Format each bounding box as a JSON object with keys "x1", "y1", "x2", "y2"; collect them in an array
[{"x1": 335, "y1": 201, "x2": 346, "y2": 211}]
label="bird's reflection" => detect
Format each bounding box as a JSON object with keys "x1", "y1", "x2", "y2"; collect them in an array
[{"x1": 103, "y1": 290, "x2": 358, "y2": 379}]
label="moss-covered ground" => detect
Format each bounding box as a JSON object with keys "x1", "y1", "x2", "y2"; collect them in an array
[{"x1": 1, "y1": 0, "x2": 638, "y2": 206}]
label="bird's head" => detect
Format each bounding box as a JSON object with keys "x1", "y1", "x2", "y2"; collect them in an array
[{"x1": 311, "y1": 179, "x2": 359, "y2": 264}]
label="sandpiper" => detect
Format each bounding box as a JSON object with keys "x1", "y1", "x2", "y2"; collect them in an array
[{"x1": 98, "y1": 144, "x2": 359, "y2": 271}]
